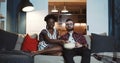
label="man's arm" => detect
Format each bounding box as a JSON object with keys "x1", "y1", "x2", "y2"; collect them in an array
[{"x1": 74, "y1": 33, "x2": 88, "y2": 47}]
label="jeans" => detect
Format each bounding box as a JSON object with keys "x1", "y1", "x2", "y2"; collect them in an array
[{"x1": 62, "y1": 46, "x2": 90, "y2": 63}]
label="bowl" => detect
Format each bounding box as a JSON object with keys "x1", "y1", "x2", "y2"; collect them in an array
[{"x1": 64, "y1": 43, "x2": 75, "y2": 49}]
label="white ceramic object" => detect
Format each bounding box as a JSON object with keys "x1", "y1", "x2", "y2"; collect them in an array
[{"x1": 64, "y1": 43, "x2": 75, "y2": 49}]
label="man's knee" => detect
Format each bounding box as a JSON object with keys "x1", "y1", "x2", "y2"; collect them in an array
[{"x1": 82, "y1": 47, "x2": 91, "y2": 55}]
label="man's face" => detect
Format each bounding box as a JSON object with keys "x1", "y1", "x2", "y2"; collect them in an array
[{"x1": 65, "y1": 21, "x2": 74, "y2": 31}]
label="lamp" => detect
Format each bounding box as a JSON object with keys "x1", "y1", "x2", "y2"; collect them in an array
[
  {"x1": 51, "y1": 0, "x2": 58, "y2": 12},
  {"x1": 61, "y1": 0, "x2": 68, "y2": 13},
  {"x1": 51, "y1": 6, "x2": 58, "y2": 12},
  {"x1": 22, "y1": 0, "x2": 34, "y2": 12},
  {"x1": 61, "y1": 6, "x2": 68, "y2": 13}
]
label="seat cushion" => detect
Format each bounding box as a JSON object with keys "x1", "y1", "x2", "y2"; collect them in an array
[
  {"x1": 34, "y1": 55, "x2": 102, "y2": 63},
  {"x1": 0, "y1": 50, "x2": 33, "y2": 63}
]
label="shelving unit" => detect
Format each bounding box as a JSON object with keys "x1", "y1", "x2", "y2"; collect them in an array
[
  {"x1": 0, "y1": 0, "x2": 6, "y2": 30},
  {"x1": 49, "y1": 2, "x2": 86, "y2": 23}
]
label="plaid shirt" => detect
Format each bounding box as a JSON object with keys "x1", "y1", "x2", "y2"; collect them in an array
[{"x1": 59, "y1": 32, "x2": 87, "y2": 44}]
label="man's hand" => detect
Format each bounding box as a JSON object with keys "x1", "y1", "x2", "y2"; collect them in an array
[{"x1": 75, "y1": 42, "x2": 83, "y2": 48}]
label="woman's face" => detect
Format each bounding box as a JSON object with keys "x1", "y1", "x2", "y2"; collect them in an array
[{"x1": 47, "y1": 18, "x2": 55, "y2": 29}]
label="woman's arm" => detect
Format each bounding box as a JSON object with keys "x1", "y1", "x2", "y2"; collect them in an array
[
  {"x1": 39, "y1": 29, "x2": 66, "y2": 45},
  {"x1": 44, "y1": 35, "x2": 65, "y2": 45}
]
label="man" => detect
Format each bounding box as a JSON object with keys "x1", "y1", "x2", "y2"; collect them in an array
[{"x1": 60, "y1": 19, "x2": 90, "y2": 63}]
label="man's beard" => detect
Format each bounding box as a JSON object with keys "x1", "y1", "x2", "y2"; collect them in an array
[{"x1": 67, "y1": 28, "x2": 74, "y2": 32}]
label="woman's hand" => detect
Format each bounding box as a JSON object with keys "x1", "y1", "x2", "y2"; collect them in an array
[
  {"x1": 60, "y1": 40, "x2": 68, "y2": 45},
  {"x1": 31, "y1": 51, "x2": 39, "y2": 54}
]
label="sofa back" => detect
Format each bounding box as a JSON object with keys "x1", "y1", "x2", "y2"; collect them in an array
[
  {"x1": 0, "y1": 29, "x2": 18, "y2": 50},
  {"x1": 84, "y1": 35, "x2": 91, "y2": 49},
  {"x1": 14, "y1": 34, "x2": 91, "y2": 50}
]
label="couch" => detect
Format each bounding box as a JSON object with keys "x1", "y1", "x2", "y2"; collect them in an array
[
  {"x1": 17, "y1": 33, "x2": 102, "y2": 63},
  {"x1": 1, "y1": 29, "x2": 115, "y2": 63}
]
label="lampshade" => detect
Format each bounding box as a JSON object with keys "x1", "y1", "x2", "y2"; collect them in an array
[
  {"x1": 61, "y1": 0, "x2": 68, "y2": 13},
  {"x1": 61, "y1": 6, "x2": 68, "y2": 13},
  {"x1": 22, "y1": 0, "x2": 34, "y2": 12},
  {"x1": 51, "y1": 6, "x2": 58, "y2": 12}
]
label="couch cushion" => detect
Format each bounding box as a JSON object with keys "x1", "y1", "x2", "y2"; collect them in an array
[
  {"x1": 0, "y1": 29, "x2": 18, "y2": 50},
  {"x1": 91, "y1": 33, "x2": 116, "y2": 53},
  {"x1": 14, "y1": 34, "x2": 26, "y2": 50},
  {"x1": 34, "y1": 55, "x2": 102, "y2": 63},
  {"x1": 21, "y1": 34, "x2": 38, "y2": 52},
  {"x1": 0, "y1": 50, "x2": 33, "y2": 63},
  {"x1": 83, "y1": 35, "x2": 91, "y2": 49}
]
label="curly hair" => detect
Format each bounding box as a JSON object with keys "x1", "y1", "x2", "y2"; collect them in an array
[
  {"x1": 66, "y1": 19, "x2": 73, "y2": 22},
  {"x1": 44, "y1": 14, "x2": 57, "y2": 22}
]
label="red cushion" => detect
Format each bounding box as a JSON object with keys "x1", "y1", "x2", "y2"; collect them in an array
[{"x1": 21, "y1": 34, "x2": 38, "y2": 52}]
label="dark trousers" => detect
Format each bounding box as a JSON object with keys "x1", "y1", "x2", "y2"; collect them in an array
[{"x1": 62, "y1": 46, "x2": 91, "y2": 63}]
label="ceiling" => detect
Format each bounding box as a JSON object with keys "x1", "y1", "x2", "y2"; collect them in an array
[{"x1": 48, "y1": 0, "x2": 86, "y2": 14}]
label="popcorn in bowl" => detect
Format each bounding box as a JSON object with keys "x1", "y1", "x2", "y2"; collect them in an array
[{"x1": 64, "y1": 43, "x2": 75, "y2": 49}]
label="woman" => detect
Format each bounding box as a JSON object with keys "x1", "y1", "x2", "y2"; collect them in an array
[{"x1": 32, "y1": 14, "x2": 65, "y2": 55}]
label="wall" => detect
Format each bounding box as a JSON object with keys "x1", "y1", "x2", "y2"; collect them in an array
[
  {"x1": 26, "y1": 0, "x2": 48, "y2": 35},
  {"x1": 27, "y1": 0, "x2": 109, "y2": 35},
  {"x1": 87, "y1": 0, "x2": 108, "y2": 35},
  {"x1": 6, "y1": 0, "x2": 108, "y2": 35}
]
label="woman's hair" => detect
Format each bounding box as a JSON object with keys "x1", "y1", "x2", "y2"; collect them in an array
[{"x1": 44, "y1": 14, "x2": 57, "y2": 22}]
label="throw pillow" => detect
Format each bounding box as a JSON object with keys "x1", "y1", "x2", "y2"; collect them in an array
[
  {"x1": 0, "y1": 29, "x2": 18, "y2": 50},
  {"x1": 21, "y1": 34, "x2": 38, "y2": 52},
  {"x1": 14, "y1": 34, "x2": 26, "y2": 50},
  {"x1": 83, "y1": 35, "x2": 91, "y2": 49},
  {"x1": 91, "y1": 33, "x2": 116, "y2": 53}
]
